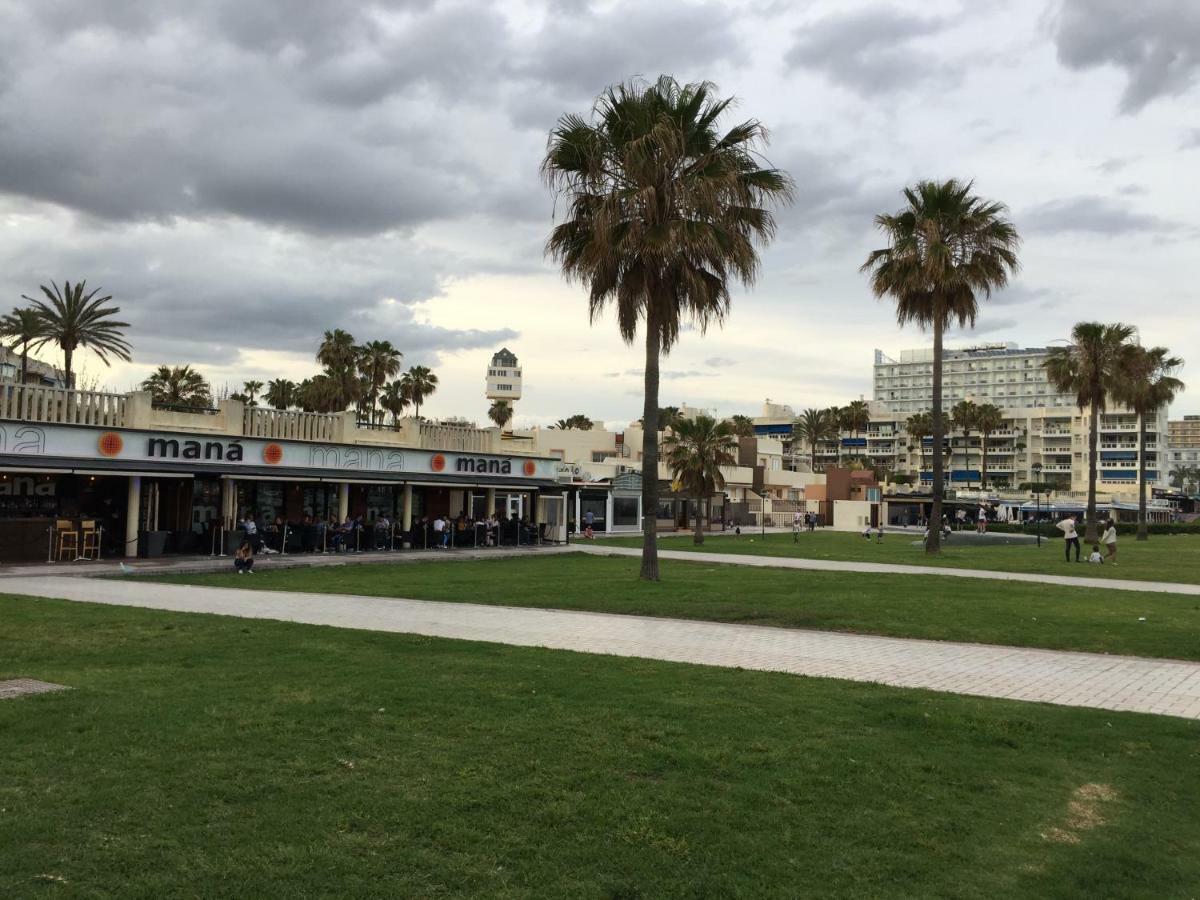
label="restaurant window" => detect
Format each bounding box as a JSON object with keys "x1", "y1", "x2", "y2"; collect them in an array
[
  {"x1": 612, "y1": 496, "x2": 638, "y2": 527},
  {"x1": 580, "y1": 493, "x2": 607, "y2": 531},
  {"x1": 190, "y1": 478, "x2": 222, "y2": 533}
]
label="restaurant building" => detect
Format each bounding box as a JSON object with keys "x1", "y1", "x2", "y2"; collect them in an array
[{"x1": 0, "y1": 386, "x2": 564, "y2": 562}]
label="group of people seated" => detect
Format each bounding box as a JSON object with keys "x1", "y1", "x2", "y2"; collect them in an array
[{"x1": 231, "y1": 509, "x2": 542, "y2": 566}]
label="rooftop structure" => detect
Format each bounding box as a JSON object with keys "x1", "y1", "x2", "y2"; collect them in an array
[{"x1": 486, "y1": 347, "x2": 522, "y2": 404}]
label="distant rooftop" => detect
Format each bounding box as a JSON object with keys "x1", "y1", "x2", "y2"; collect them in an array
[
  {"x1": 876, "y1": 344, "x2": 1051, "y2": 365},
  {"x1": 490, "y1": 347, "x2": 518, "y2": 367}
]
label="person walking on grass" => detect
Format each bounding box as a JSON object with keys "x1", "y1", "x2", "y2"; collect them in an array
[
  {"x1": 1057, "y1": 513, "x2": 1081, "y2": 563},
  {"x1": 977, "y1": 503, "x2": 988, "y2": 535},
  {"x1": 793, "y1": 510, "x2": 803, "y2": 542},
  {"x1": 1101, "y1": 519, "x2": 1118, "y2": 565}
]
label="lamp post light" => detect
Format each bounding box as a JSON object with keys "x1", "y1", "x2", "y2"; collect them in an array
[{"x1": 1031, "y1": 461, "x2": 1043, "y2": 548}]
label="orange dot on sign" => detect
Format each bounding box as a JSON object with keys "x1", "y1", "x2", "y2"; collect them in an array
[
  {"x1": 97, "y1": 432, "x2": 123, "y2": 457},
  {"x1": 263, "y1": 443, "x2": 283, "y2": 465},
  {"x1": 431, "y1": 453, "x2": 446, "y2": 472},
  {"x1": 523, "y1": 460, "x2": 536, "y2": 476}
]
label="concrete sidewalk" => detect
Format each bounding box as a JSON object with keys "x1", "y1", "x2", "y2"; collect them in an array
[
  {"x1": 4, "y1": 576, "x2": 1199, "y2": 720},
  {"x1": 580, "y1": 544, "x2": 1200, "y2": 596}
]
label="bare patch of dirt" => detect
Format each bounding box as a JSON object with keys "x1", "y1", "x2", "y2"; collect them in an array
[{"x1": 1040, "y1": 783, "x2": 1119, "y2": 844}]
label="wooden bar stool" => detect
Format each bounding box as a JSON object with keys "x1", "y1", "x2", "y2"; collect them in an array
[
  {"x1": 55, "y1": 520, "x2": 79, "y2": 561},
  {"x1": 80, "y1": 520, "x2": 100, "y2": 560}
]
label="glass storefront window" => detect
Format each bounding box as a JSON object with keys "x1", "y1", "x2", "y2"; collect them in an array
[
  {"x1": 612, "y1": 496, "x2": 639, "y2": 527},
  {"x1": 367, "y1": 485, "x2": 398, "y2": 521},
  {"x1": 580, "y1": 492, "x2": 607, "y2": 531}
]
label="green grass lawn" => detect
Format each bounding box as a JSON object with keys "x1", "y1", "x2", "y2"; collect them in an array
[
  {"x1": 151, "y1": 555, "x2": 1200, "y2": 661},
  {"x1": 2, "y1": 594, "x2": 1197, "y2": 899},
  {"x1": 603, "y1": 529, "x2": 1200, "y2": 584}
]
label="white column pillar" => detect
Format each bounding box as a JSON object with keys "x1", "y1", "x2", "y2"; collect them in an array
[
  {"x1": 402, "y1": 484, "x2": 414, "y2": 531},
  {"x1": 338, "y1": 482, "x2": 349, "y2": 520},
  {"x1": 124, "y1": 475, "x2": 141, "y2": 559},
  {"x1": 485, "y1": 487, "x2": 496, "y2": 517},
  {"x1": 574, "y1": 491, "x2": 581, "y2": 534},
  {"x1": 605, "y1": 492, "x2": 613, "y2": 533}
]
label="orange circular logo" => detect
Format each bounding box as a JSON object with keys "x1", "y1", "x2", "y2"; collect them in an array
[
  {"x1": 431, "y1": 453, "x2": 446, "y2": 472},
  {"x1": 523, "y1": 459, "x2": 536, "y2": 477},
  {"x1": 97, "y1": 432, "x2": 123, "y2": 457},
  {"x1": 263, "y1": 443, "x2": 283, "y2": 465}
]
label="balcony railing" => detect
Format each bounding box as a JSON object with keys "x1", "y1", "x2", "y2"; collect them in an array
[
  {"x1": 0, "y1": 384, "x2": 127, "y2": 428},
  {"x1": 419, "y1": 422, "x2": 493, "y2": 453},
  {"x1": 244, "y1": 407, "x2": 340, "y2": 442}
]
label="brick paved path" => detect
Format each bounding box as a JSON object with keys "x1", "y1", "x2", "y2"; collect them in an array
[
  {"x1": 4, "y1": 576, "x2": 1199, "y2": 720},
  {"x1": 582, "y1": 545, "x2": 1200, "y2": 596}
]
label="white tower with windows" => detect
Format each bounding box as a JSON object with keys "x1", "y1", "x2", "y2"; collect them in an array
[{"x1": 486, "y1": 347, "x2": 522, "y2": 416}]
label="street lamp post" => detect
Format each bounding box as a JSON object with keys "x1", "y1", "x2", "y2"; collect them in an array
[{"x1": 1031, "y1": 461, "x2": 1043, "y2": 548}]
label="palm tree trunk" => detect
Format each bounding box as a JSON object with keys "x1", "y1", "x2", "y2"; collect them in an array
[
  {"x1": 981, "y1": 433, "x2": 989, "y2": 490},
  {"x1": 640, "y1": 317, "x2": 661, "y2": 581},
  {"x1": 1085, "y1": 399, "x2": 1100, "y2": 544},
  {"x1": 63, "y1": 346, "x2": 74, "y2": 390},
  {"x1": 928, "y1": 320, "x2": 945, "y2": 553},
  {"x1": 693, "y1": 494, "x2": 704, "y2": 546},
  {"x1": 1136, "y1": 411, "x2": 1149, "y2": 541}
]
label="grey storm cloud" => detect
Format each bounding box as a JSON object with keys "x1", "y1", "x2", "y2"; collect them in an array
[
  {"x1": 1053, "y1": 0, "x2": 1200, "y2": 113},
  {"x1": 704, "y1": 357, "x2": 738, "y2": 368},
  {"x1": 1021, "y1": 195, "x2": 1182, "y2": 236},
  {"x1": 785, "y1": 6, "x2": 955, "y2": 95}
]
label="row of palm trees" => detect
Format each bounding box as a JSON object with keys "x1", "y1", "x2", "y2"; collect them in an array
[
  {"x1": 1169, "y1": 465, "x2": 1200, "y2": 494},
  {"x1": 257, "y1": 330, "x2": 439, "y2": 425},
  {"x1": 0, "y1": 281, "x2": 131, "y2": 388}
]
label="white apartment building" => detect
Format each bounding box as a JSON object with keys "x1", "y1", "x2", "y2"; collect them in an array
[{"x1": 873, "y1": 343, "x2": 1075, "y2": 413}]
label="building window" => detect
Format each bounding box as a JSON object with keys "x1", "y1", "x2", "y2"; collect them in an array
[{"x1": 612, "y1": 497, "x2": 639, "y2": 527}]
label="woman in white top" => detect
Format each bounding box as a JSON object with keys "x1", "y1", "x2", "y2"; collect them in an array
[{"x1": 1101, "y1": 519, "x2": 1118, "y2": 564}]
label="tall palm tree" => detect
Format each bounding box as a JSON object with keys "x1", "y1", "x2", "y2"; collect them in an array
[
  {"x1": 1044, "y1": 322, "x2": 1137, "y2": 543},
  {"x1": 543, "y1": 76, "x2": 792, "y2": 582},
  {"x1": 950, "y1": 399, "x2": 978, "y2": 489},
  {"x1": 1113, "y1": 345, "x2": 1184, "y2": 541},
  {"x1": 356, "y1": 340, "x2": 403, "y2": 422},
  {"x1": 0, "y1": 307, "x2": 44, "y2": 383},
  {"x1": 726, "y1": 414, "x2": 755, "y2": 437},
  {"x1": 794, "y1": 407, "x2": 835, "y2": 472},
  {"x1": 662, "y1": 414, "x2": 738, "y2": 546},
  {"x1": 265, "y1": 378, "x2": 297, "y2": 411},
  {"x1": 242, "y1": 380, "x2": 264, "y2": 406},
  {"x1": 22, "y1": 280, "x2": 131, "y2": 389},
  {"x1": 974, "y1": 402, "x2": 1005, "y2": 490},
  {"x1": 488, "y1": 400, "x2": 514, "y2": 430},
  {"x1": 400, "y1": 365, "x2": 438, "y2": 418},
  {"x1": 861, "y1": 180, "x2": 1020, "y2": 553},
  {"x1": 140, "y1": 365, "x2": 212, "y2": 409},
  {"x1": 315, "y1": 329, "x2": 359, "y2": 410},
  {"x1": 554, "y1": 414, "x2": 593, "y2": 430},
  {"x1": 379, "y1": 379, "x2": 410, "y2": 428},
  {"x1": 905, "y1": 411, "x2": 932, "y2": 480},
  {"x1": 825, "y1": 405, "x2": 845, "y2": 465}
]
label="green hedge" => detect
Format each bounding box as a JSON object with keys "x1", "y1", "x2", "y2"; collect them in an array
[{"x1": 985, "y1": 521, "x2": 1200, "y2": 537}]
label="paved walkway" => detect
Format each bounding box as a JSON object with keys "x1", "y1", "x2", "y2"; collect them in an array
[
  {"x1": 4, "y1": 576, "x2": 1199, "y2": 720},
  {"x1": 0, "y1": 544, "x2": 572, "y2": 579},
  {"x1": 581, "y1": 545, "x2": 1200, "y2": 596}
]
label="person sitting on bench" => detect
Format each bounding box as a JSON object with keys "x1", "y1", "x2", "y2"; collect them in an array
[{"x1": 234, "y1": 541, "x2": 255, "y2": 575}]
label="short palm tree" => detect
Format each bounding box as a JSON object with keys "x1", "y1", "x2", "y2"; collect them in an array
[
  {"x1": 0, "y1": 307, "x2": 45, "y2": 384},
  {"x1": 22, "y1": 280, "x2": 131, "y2": 389},
  {"x1": 794, "y1": 407, "x2": 835, "y2": 472},
  {"x1": 265, "y1": 378, "x2": 297, "y2": 410},
  {"x1": 554, "y1": 414, "x2": 593, "y2": 430},
  {"x1": 400, "y1": 365, "x2": 438, "y2": 418},
  {"x1": 726, "y1": 414, "x2": 755, "y2": 437},
  {"x1": 839, "y1": 400, "x2": 870, "y2": 467},
  {"x1": 379, "y1": 380, "x2": 410, "y2": 428},
  {"x1": 141, "y1": 365, "x2": 212, "y2": 409},
  {"x1": 950, "y1": 399, "x2": 978, "y2": 488},
  {"x1": 663, "y1": 414, "x2": 738, "y2": 546},
  {"x1": 1113, "y1": 344, "x2": 1184, "y2": 540},
  {"x1": 357, "y1": 340, "x2": 403, "y2": 422},
  {"x1": 973, "y1": 402, "x2": 1005, "y2": 489},
  {"x1": 905, "y1": 411, "x2": 932, "y2": 479},
  {"x1": 861, "y1": 180, "x2": 1020, "y2": 554},
  {"x1": 242, "y1": 380, "x2": 264, "y2": 407},
  {"x1": 1044, "y1": 322, "x2": 1137, "y2": 543},
  {"x1": 543, "y1": 76, "x2": 792, "y2": 581},
  {"x1": 297, "y1": 374, "x2": 342, "y2": 413},
  {"x1": 488, "y1": 400, "x2": 514, "y2": 430}
]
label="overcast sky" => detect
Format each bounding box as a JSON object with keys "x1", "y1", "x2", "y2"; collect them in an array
[{"x1": 1, "y1": 0, "x2": 1197, "y2": 426}]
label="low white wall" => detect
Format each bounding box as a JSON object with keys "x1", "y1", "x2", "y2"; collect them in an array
[{"x1": 832, "y1": 499, "x2": 875, "y2": 532}]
